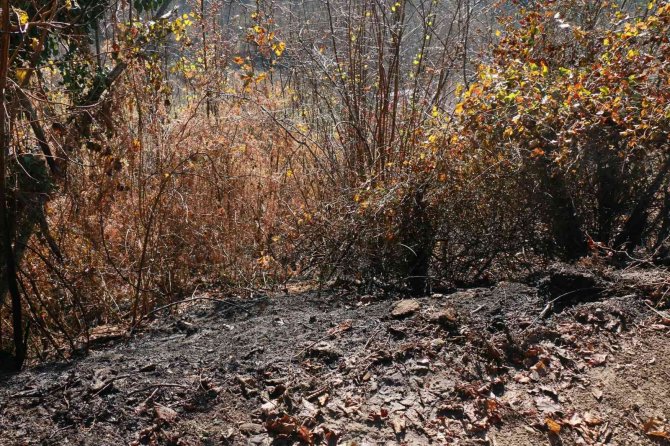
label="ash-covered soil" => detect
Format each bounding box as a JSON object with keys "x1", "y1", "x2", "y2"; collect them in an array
[{"x1": 1, "y1": 267, "x2": 669, "y2": 446}]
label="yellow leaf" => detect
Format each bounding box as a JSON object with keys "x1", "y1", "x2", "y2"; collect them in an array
[
  {"x1": 15, "y1": 8, "x2": 29, "y2": 26},
  {"x1": 454, "y1": 102, "x2": 464, "y2": 115},
  {"x1": 15, "y1": 68, "x2": 29, "y2": 84},
  {"x1": 541, "y1": 61, "x2": 549, "y2": 76},
  {"x1": 274, "y1": 41, "x2": 286, "y2": 57}
]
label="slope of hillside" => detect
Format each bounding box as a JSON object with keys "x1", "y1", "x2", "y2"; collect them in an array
[{"x1": 1, "y1": 268, "x2": 669, "y2": 446}]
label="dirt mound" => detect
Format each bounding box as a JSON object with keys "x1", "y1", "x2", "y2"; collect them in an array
[
  {"x1": 538, "y1": 263, "x2": 607, "y2": 309},
  {"x1": 1, "y1": 277, "x2": 669, "y2": 445}
]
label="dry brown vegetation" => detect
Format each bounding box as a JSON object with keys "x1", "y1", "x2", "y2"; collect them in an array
[{"x1": 0, "y1": 0, "x2": 669, "y2": 372}]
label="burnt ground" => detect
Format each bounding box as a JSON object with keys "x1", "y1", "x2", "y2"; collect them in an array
[{"x1": 1, "y1": 267, "x2": 670, "y2": 446}]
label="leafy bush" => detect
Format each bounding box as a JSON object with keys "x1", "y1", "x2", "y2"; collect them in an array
[
  {"x1": 424, "y1": 1, "x2": 670, "y2": 278},
  {"x1": 312, "y1": 1, "x2": 670, "y2": 289}
]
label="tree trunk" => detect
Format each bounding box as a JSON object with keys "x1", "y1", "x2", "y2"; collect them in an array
[
  {"x1": 538, "y1": 162, "x2": 588, "y2": 260},
  {"x1": 0, "y1": 0, "x2": 26, "y2": 370},
  {"x1": 595, "y1": 152, "x2": 621, "y2": 243},
  {"x1": 403, "y1": 185, "x2": 434, "y2": 295},
  {"x1": 614, "y1": 157, "x2": 670, "y2": 252}
]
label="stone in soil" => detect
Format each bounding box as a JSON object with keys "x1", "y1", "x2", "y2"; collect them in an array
[{"x1": 391, "y1": 299, "x2": 421, "y2": 318}]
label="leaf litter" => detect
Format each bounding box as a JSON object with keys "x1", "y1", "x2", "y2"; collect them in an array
[{"x1": 0, "y1": 269, "x2": 669, "y2": 445}]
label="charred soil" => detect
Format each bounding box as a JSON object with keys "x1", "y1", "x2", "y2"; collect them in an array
[{"x1": 1, "y1": 267, "x2": 670, "y2": 445}]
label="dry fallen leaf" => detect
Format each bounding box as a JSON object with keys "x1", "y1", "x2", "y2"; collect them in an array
[
  {"x1": 322, "y1": 426, "x2": 340, "y2": 444},
  {"x1": 514, "y1": 372, "x2": 531, "y2": 384},
  {"x1": 298, "y1": 425, "x2": 315, "y2": 444},
  {"x1": 464, "y1": 404, "x2": 478, "y2": 423},
  {"x1": 300, "y1": 398, "x2": 319, "y2": 418},
  {"x1": 368, "y1": 408, "x2": 389, "y2": 422},
  {"x1": 536, "y1": 395, "x2": 562, "y2": 415},
  {"x1": 154, "y1": 404, "x2": 178, "y2": 424},
  {"x1": 643, "y1": 417, "x2": 662, "y2": 433},
  {"x1": 647, "y1": 431, "x2": 670, "y2": 440},
  {"x1": 531, "y1": 358, "x2": 550, "y2": 377},
  {"x1": 261, "y1": 400, "x2": 278, "y2": 416},
  {"x1": 598, "y1": 423, "x2": 614, "y2": 443},
  {"x1": 584, "y1": 412, "x2": 603, "y2": 426},
  {"x1": 546, "y1": 418, "x2": 562, "y2": 434},
  {"x1": 592, "y1": 388, "x2": 603, "y2": 401},
  {"x1": 525, "y1": 346, "x2": 544, "y2": 358},
  {"x1": 642, "y1": 417, "x2": 670, "y2": 439},
  {"x1": 391, "y1": 416, "x2": 406, "y2": 434},
  {"x1": 539, "y1": 385, "x2": 559, "y2": 399},
  {"x1": 567, "y1": 412, "x2": 583, "y2": 427},
  {"x1": 588, "y1": 353, "x2": 607, "y2": 367},
  {"x1": 327, "y1": 319, "x2": 353, "y2": 336},
  {"x1": 266, "y1": 414, "x2": 298, "y2": 437}
]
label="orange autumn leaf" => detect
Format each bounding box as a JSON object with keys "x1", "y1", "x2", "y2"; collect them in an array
[{"x1": 546, "y1": 418, "x2": 562, "y2": 434}]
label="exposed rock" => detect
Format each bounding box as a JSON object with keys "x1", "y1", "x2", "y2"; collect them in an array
[
  {"x1": 427, "y1": 307, "x2": 459, "y2": 328},
  {"x1": 307, "y1": 341, "x2": 343, "y2": 360},
  {"x1": 248, "y1": 434, "x2": 270, "y2": 445},
  {"x1": 391, "y1": 299, "x2": 421, "y2": 318}
]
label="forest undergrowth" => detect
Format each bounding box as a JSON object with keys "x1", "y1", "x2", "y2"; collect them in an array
[{"x1": 0, "y1": 0, "x2": 669, "y2": 371}]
